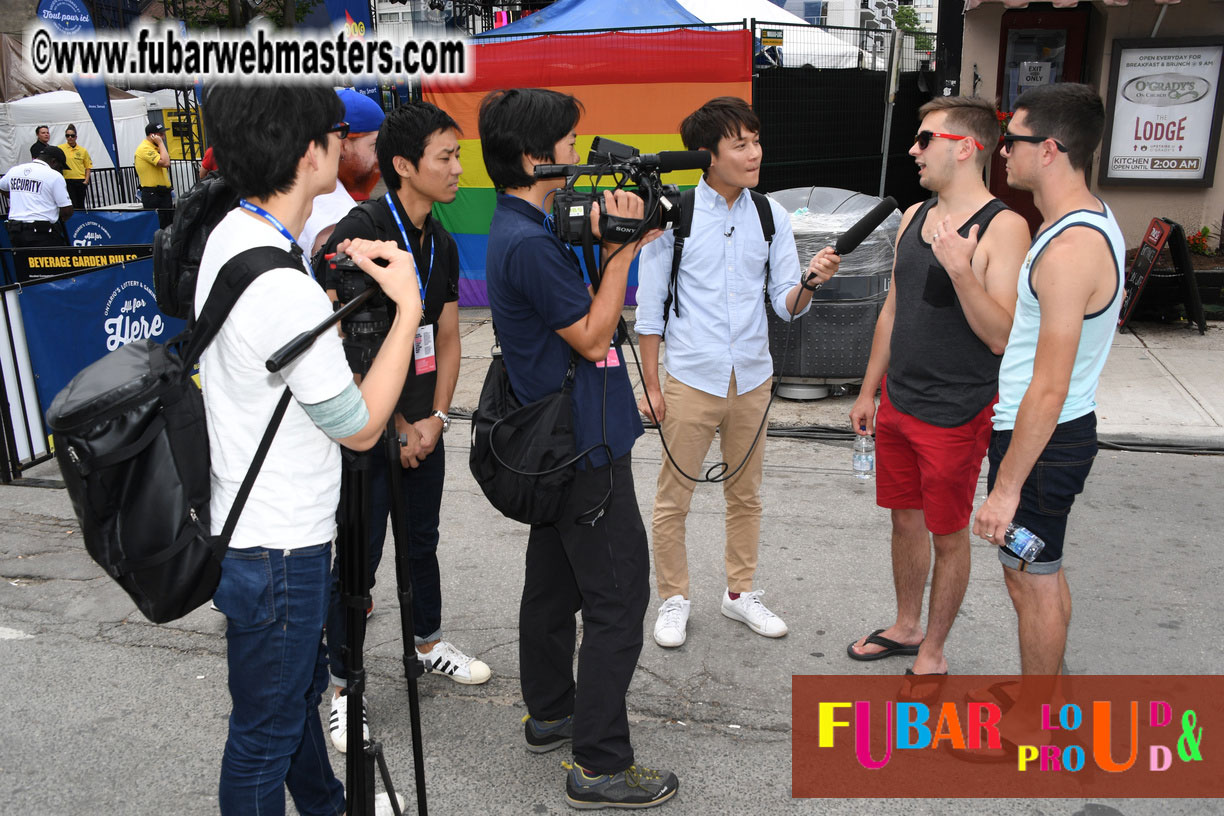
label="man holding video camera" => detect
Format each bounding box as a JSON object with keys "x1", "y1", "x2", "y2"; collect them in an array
[
  {"x1": 199, "y1": 84, "x2": 422, "y2": 816},
  {"x1": 636, "y1": 96, "x2": 839, "y2": 649},
  {"x1": 321, "y1": 101, "x2": 492, "y2": 755},
  {"x1": 479, "y1": 87, "x2": 678, "y2": 810}
]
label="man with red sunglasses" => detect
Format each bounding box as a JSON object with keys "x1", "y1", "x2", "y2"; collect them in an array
[{"x1": 848, "y1": 95, "x2": 1030, "y2": 676}]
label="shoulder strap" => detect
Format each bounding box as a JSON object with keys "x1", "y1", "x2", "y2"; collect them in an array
[
  {"x1": 751, "y1": 191, "x2": 775, "y2": 293},
  {"x1": 969, "y1": 198, "x2": 1009, "y2": 235},
  {"x1": 662, "y1": 187, "x2": 698, "y2": 337},
  {"x1": 180, "y1": 246, "x2": 301, "y2": 368}
]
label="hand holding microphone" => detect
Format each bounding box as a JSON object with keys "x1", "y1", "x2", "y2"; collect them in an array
[{"x1": 801, "y1": 196, "x2": 897, "y2": 290}]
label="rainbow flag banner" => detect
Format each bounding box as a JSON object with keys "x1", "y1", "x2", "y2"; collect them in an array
[{"x1": 423, "y1": 29, "x2": 752, "y2": 305}]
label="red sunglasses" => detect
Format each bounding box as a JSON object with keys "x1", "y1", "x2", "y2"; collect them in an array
[{"x1": 914, "y1": 130, "x2": 985, "y2": 151}]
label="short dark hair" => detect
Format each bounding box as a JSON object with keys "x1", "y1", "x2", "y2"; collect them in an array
[
  {"x1": 1013, "y1": 83, "x2": 1104, "y2": 172},
  {"x1": 478, "y1": 88, "x2": 583, "y2": 191},
  {"x1": 917, "y1": 95, "x2": 997, "y2": 168},
  {"x1": 205, "y1": 85, "x2": 343, "y2": 200},
  {"x1": 680, "y1": 97, "x2": 760, "y2": 154},
  {"x1": 378, "y1": 102, "x2": 461, "y2": 192},
  {"x1": 35, "y1": 125, "x2": 48, "y2": 134}
]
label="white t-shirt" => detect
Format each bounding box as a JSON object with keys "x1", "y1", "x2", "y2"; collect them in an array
[
  {"x1": 195, "y1": 209, "x2": 354, "y2": 549},
  {"x1": 298, "y1": 183, "x2": 358, "y2": 261},
  {"x1": 0, "y1": 159, "x2": 70, "y2": 222}
]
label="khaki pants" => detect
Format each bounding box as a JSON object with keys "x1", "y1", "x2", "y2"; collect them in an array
[{"x1": 651, "y1": 371, "x2": 771, "y2": 599}]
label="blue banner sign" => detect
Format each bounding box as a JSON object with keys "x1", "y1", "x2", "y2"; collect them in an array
[
  {"x1": 66, "y1": 210, "x2": 160, "y2": 247},
  {"x1": 18, "y1": 258, "x2": 186, "y2": 419}
]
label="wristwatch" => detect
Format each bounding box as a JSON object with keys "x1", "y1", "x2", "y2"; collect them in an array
[{"x1": 431, "y1": 410, "x2": 451, "y2": 433}]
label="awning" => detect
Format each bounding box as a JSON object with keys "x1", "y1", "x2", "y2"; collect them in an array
[{"x1": 964, "y1": 0, "x2": 1179, "y2": 9}]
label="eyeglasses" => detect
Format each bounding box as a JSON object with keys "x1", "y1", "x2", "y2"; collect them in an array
[
  {"x1": 65, "y1": 133, "x2": 77, "y2": 139},
  {"x1": 327, "y1": 122, "x2": 350, "y2": 139},
  {"x1": 1002, "y1": 132, "x2": 1069, "y2": 153},
  {"x1": 914, "y1": 130, "x2": 985, "y2": 151}
]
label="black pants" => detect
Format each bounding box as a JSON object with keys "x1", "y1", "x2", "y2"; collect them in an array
[
  {"x1": 65, "y1": 179, "x2": 87, "y2": 209},
  {"x1": 520, "y1": 453, "x2": 649, "y2": 775},
  {"x1": 7, "y1": 221, "x2": 66, "y2": 282},
  {"x1": 140, "y1": 186, "x2": 174, "y2": 228}
]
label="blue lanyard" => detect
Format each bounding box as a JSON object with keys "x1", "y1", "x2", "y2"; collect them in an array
[
  {"x1": 238, "y1": 199, "x2": 314, "y2": 280},
  {"x1": 385, "y1": 193, "x2": 433, "y2": 305}
]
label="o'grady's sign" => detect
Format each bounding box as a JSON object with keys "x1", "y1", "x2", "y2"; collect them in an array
[
  {"x1": 1101, "y1": 37, "x2": 1224, "y2": 186},
  {"x1": 1122, "y1": 73, "x2": 1211, "y2": 106}
]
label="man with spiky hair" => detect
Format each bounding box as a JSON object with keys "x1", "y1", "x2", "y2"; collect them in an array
[{"x1": 321, "y1": 100, "x2": 491, "y2": 757}]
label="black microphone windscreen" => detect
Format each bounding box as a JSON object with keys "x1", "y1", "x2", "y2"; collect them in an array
[
  {"x1": 834, "y1": 197, "x2": 898, "y2": 255},
  {"x1": 650, "y1": 150, "x2": 711, "y2": 173}
]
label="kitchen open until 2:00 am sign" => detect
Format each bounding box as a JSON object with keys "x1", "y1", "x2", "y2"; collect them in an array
[{"x1": 1104, "y1": 40, "x2": 1223, "y2": 185}]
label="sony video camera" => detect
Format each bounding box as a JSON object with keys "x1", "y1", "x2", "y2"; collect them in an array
[{"x1": 533, "y1": 137, "x2": 711, "y2": 245}]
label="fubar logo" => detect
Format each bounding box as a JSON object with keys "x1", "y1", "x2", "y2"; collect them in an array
[{"x1": 103, "y1": 280, "x2": 165, "y2": 350}]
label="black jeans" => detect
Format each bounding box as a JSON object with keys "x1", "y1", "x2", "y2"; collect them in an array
[
  {"x1": 140, "y1": 186, "x2": 174, "y2": 228},
  {"x1": 520, "y1": 453, "x2": 650, "y2": 775},
  {"x1": 326, "y1": 439, "x2": 445, "y2": 685}
]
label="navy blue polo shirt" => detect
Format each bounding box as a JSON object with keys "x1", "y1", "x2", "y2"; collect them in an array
[{"x1": 485, "y1": 193, "x2": 642, "y2": 469}]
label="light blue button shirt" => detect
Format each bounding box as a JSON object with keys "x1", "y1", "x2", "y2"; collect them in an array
[{"x1": 636, "y1": 177, "x2": 807, "y2": 398}]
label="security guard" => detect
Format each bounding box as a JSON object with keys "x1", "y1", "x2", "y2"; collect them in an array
[{"x1": 0, "y1": 145, "x2": 73, "y2": 282}]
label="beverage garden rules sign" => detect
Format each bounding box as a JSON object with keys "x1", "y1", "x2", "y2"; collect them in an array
[{"x1": 1100, "y1": 37, "x2": 1224, "y2": 187}]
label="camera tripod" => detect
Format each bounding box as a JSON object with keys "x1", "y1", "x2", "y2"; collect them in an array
[{"x1": 268, "y1": 284, "x2": 429, "y2": 816}]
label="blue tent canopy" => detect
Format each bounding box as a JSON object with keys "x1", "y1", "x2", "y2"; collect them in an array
[{"x1": 475, "y1": 0, "x2": 708, "y2": 37}]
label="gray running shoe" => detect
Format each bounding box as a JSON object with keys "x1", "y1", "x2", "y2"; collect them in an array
[
  {"x1": 523, "y1": 714, "x2": 573, "y2": 753},
  {"x1": 565, "y1": 761, "x2": 679, "y2": 810}
]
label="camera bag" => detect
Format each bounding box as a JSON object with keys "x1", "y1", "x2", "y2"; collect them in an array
[
  {"x1": 153, "y1": 172, "x2": 241, "y2": 319},
  {"x1": 469, "y1": 343, "x2": 580, "y2": 526},
  {"x1": 46, "y1": 247, "x2": 297, "y2": 623}
]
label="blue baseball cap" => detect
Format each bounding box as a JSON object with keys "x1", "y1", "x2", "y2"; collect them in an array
[{"x1": 336, "y1": 89, "x2": 385, "y2": 135}]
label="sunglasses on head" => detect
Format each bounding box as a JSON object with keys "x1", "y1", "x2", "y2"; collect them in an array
[
  {"x1": 1002, "y1": 132, "x2": 1069, "y2": 153},
  {"x1": 914, "y1": 130, "x2": 985, "y2": 151},
  {"x1": 327, "y1": 121, "x2": 350, "y2": 139}
]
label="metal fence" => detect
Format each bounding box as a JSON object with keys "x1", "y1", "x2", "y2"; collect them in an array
[{"x1": 1, "y1": 159, "x2": 201, "y2": 216}]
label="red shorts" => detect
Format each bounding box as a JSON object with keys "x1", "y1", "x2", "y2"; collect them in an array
[{"x1": 875, "y1": 381, "x2": 994, "y2": 535}]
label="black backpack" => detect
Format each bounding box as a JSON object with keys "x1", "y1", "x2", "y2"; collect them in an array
[
  {"x1": 153, "y1": 172, "x2": 240, "y2": 320},
  {"x1": 46, "y1": 247, "x2": 296, "y2": 623},
  {"x1": 662, "y1": 188, "x2": 775, "y2": 337}
]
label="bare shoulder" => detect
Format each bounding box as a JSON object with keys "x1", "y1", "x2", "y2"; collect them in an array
[{"x1": 1033, "y1": 228, "x2": 1113, "y2": 303}]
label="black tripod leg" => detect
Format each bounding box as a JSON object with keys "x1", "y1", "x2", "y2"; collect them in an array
[
  {"x1": 340, "y1": 449, "x2": 377, "y2": 816},
  {"x1": 385, "y1": 427, "x2": 429, "y2": 816}
]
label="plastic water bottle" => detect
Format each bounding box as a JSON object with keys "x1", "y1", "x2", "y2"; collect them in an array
[
  {"x1": 852, "y1": 434, "x2": 874, "y2": 480},
  {"x1": 1003, "y1": 523, "x2": 1045, "y2": 563}
]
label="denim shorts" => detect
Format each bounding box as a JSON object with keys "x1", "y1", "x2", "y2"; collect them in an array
[{"x1": 987, "y1": 412, "x2": 1097, "y2": 574}]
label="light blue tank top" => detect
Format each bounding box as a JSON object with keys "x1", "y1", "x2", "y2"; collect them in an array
[{"x1": 993, "y1": 200, "x2": 1125, "y2": 430}]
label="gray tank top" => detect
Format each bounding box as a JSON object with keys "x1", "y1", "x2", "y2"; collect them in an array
[{"x1": 885, "y1": 197, "x2": 1010, "y2": 427}]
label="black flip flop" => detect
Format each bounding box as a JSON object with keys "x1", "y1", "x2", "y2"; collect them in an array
[
  {"x1": 846, "y1": 628, "x2": 922, "y2": 661},
  {"x1": 898, "y1": 668, "x2": 948, "y2": 703}
]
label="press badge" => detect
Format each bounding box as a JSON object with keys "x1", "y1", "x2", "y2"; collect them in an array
[
  {"x1": 596, "y1": 347, "x2": 621, "y2": 368},
  {"x1": 414, "y1": 324, "x2": 437, "y2": 374}
]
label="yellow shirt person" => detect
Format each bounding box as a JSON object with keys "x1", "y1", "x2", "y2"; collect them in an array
[
  {"x1": 135, "y1": 123, "x2": 173, "y2": 220},
  {"x1": 58, "y1": 124, "x2": 92, "y2": 209}
]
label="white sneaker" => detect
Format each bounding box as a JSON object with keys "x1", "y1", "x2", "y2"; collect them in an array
[
  {"x1": 416, "y1": 640, "x2": 492, "y2": 685},
  {"x1": 653, "y1": 595, "x2": 691, "y2": 648},
  {"x1": 720, "y1": 589, "x2": 788, "y2": 638},
  {"x1": 375, "y1": 791, "x2": 406, "y2": 816},
  {"x1": 328, "y1": 690, "x2": 369, "y2": 754}
]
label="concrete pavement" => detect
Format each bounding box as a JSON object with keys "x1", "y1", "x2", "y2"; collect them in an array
[{"x1": 1, "y1": 312, "x2": 1221, "y2": 815}]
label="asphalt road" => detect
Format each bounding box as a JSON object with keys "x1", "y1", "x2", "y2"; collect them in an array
[{"x1": 1, "y1": 428, "x2": 1221, "y2": 815}]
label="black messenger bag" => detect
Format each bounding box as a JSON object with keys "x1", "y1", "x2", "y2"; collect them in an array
[
  {"x1": 46, "y1": 247, "x2": 296, "y2": 623},
  {"x1": 469, "y1": 350, "x2": 580, "y2": 526}
]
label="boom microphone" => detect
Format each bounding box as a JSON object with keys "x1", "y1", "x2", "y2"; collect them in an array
[
  {"x1": 637, "y1": 151, "x2": 711, "y2": 173},
  {"x1": 834, "y1": 196, "x2": 898, "y2": 255}
]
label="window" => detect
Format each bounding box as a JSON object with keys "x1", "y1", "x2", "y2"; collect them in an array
[{"x1": 804, "y1": 1, "x2": 826, "y2": 24}]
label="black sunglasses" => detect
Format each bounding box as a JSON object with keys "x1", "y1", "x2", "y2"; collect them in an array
[
  {"x1": 1002, "y1": 132, "x2": 1069, "y2": 153},
  {"x1": 327, "y1": 121, "x2": 350, "y2": 139}
]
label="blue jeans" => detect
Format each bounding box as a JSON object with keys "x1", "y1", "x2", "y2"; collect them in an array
[
  {"x1": 327, "y1": 439, "x2": 445, "y2": 686},
  {"x1": 215, "y1": 542, "x2": 345, "y2": 816}
]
